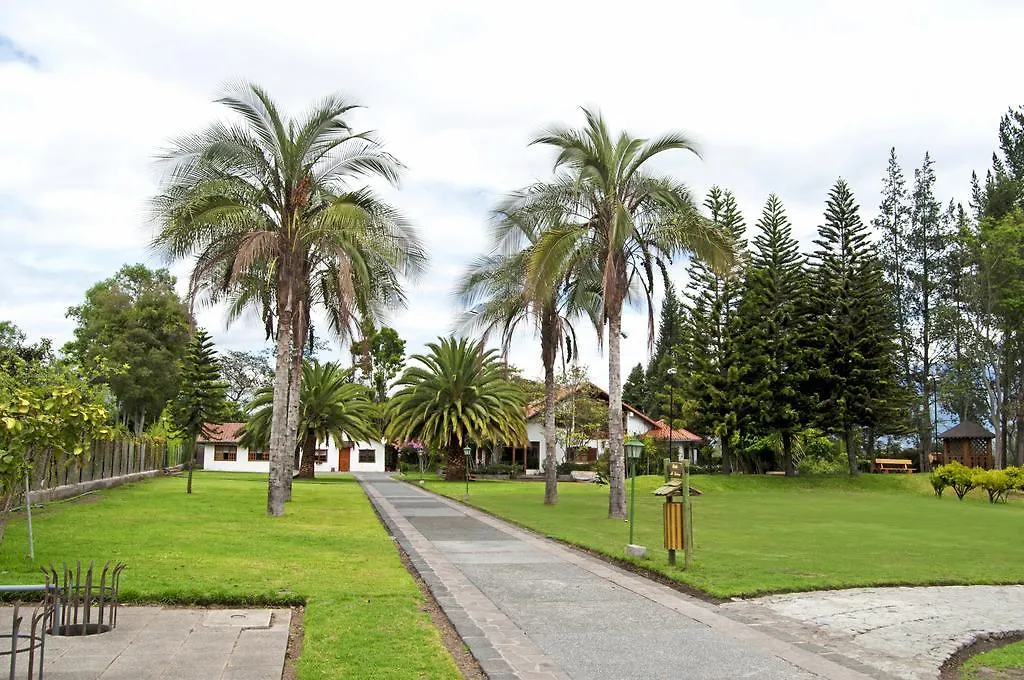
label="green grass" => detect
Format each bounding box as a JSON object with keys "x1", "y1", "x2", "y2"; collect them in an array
[
  {"x1": 420, "y1": 473, "x2": 1024, "y2": 598},
  {"x1": 0, "y1": 473, "x2": 459, "y2": 680},
  {"x1": 961, "y1": 639, "x2": 1024, "y2": 678}
]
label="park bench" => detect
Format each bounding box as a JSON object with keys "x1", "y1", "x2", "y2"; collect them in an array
[
  {"x1": 570, "y1": 470, "x2": 598, "y2": 483},
  {"x1": 874, "y1": 458, "x2": 913, "y2": 473}
]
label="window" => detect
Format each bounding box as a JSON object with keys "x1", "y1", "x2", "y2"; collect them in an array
[
  {"x1": 214, "y1": 445, "x2": 237, "y2": 461},
  {"x1": 315, "y1": 449, "x2": 328, "y2": 464},
  {"x1": 358, "y1": 449, "x2": 375, "y2": 464},
  {"x1": 249, "y1": 450, "x2": 269, "y2": 462}
]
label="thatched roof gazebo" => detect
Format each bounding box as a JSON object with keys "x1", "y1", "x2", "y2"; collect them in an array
[{"x1": 937, "y1": 421, "x2": 995, "y2": 469}]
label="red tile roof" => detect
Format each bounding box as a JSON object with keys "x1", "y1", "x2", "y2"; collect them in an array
[
  {"x1": 646, "y1": 420, "x2": 702, "y2": 443},
  {"x1": 198, "y1": 422, "x2": 246, "y2": 443}
]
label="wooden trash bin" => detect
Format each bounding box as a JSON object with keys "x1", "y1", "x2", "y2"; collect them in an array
[{"x1": 663, "y1": 501, "x2": 684, "y2": 551}]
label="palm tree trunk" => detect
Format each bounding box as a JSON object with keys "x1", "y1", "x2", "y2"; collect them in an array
[
  {"x1": 267, "y1": 277, "x2": 294, "y2": 517},
  {"x1": 446, "y1": 441, "x2": 467, "y2": 481},
  {"x1": 283, "y1": 301, "x2": 306, "y2": 501},
  {"x1": 541, "y1": 313, "x2": 558, "y2": 505},
  {"x1": 607, "y1": 304, "x2": 627, "y2": 519},
  {"x1": 298, "y1": 432, "x2": 316, "y2": 479}
]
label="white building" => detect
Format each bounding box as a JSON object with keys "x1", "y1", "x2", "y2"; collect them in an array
[
  {"x1": 198, "y1": 423, "x2": 387, "y2": 473},
  {"x1": 499, "y1": 384, "x2": 702, "y2": 473}
]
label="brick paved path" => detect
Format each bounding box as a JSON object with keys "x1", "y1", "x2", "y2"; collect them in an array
[{"x1": 359, "y1": 474, "x2": 874, "y2": 680}]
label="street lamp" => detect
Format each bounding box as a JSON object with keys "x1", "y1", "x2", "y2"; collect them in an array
[
  {"x1": 625, "y1": 436, "x2": 645, "y2": 558},
  {"x1": 463, "y1": 444, "x2": 472, "y2": 500},
  {"x1": 667, "y1": 367, "x2": 677, "y2": 468}
]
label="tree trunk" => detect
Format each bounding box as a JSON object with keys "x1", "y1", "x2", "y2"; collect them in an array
[
  {"x1": 844, "y1": 428, "x2": 858, "y2": 475},
  {"x1": 267, "y1": 277, "x2": 294, "y2": 517},
  {"x1": 782, "y1": 430, "x2": 795, "y2": 476},
  {"x1": 298, "y1": 432, "x2": 316, "y2": 479},
  {"x1": 607, "y1": 304, "x2": 627, "y2": 519},
  {"x1": 542, "y1": 311, "x2": 558, "y2": 505},
  {"x1": 186, "y1": 440, "x2": 195, "y2": 494},
  {"x1": 1016, "y1": 394, "x2": 1024, "y2": 467},
  {"x1": 283, "y1": 299, "x2": 307, "y2": 500},
  {"x1": 722, "y1": 428, "x2": 733, "y2": 475},
  {"x1": 446, "y1": 442, "x2": 467, "y2": 481}
]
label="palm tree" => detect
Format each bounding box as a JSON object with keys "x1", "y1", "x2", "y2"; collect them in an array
[
  {"x1": 241, "y1": 360, "x2": 378, "y2": 479},
  {"x1": 515, "y1": 109, "x2": 734, "y2": 518},
  {"x1": 454, "y1": 204, "x2": 599, "y2": 504},
  {"x1": 385, "y1": 337, "x2": 527, "y2": 481},
  {"x1": 151, "y1": 82, "x2": 424, "y2": 516}
]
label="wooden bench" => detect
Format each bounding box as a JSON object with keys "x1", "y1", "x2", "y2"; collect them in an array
[{"x1": 874, "y1": 458, "x2": 913, "y2": 473}]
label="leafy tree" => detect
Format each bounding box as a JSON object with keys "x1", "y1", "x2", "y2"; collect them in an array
[
  {"x1": 622, "y1": 364, "x2": 648, "y2": 413},
  {"x1": 351, "y1": 326, "x2": 406, "y2": 402},
  {"x1": 64, "y1": 264, "x2": 191, "y2": 436},
  {"x1": 385, "y1": 337, "x2": 527, "y2": 481},
  {"x1": 169, "y1": 329, "x2": 228, "y2": 494},
  {"x1": 685, "y1": 187, "x2": 747, "y2": 474},
  {"x1": 517, "y1": 109, "x2": 733, "y2": 518},
  {"x1": 807, "y1": 180, "x2": 905, "y2": 474},
  {"x1": 734, "y1": 195, "x2": 810, "y2": 476},
  {"x1": 0, "y1": 321, "x2": 52, "y2": 370},
  {"x1": 219, "y1": 349, "x2": 273, "y2": 419},
  {"x1": 242, "y1": 361, "x2": 378, "y2": 479},
  {"x1": 554, "y1": 364, "x2": 606, "y2": 460},
  {"x1": 151, "y1": 83, "x2": 425, "y2": 516}
]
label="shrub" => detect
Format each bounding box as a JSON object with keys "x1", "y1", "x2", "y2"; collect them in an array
[
  {"x1": 975, "y1": 468, "x2": 1013, "y2": 503},
  {"x1": 1005, "y1": 465, "x2": 1024, "y2": 491},
  {"x1": 474, "y1": 463, "x2": 522, "y2": 478},
  {"x1": 557, "y1": 461, "x2": 594, "y2": 475},
  {"x1": 798, "y1": 457, "x2": 847, "y2": 475},
  {"x1": 929, "y1": 469, "x2": 948, "y2": 497},
  {"x1": 944, "y1": 462, "x2": 976, "y2": 500}
]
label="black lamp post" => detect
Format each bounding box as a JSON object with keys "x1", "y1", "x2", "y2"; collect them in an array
[
  {"x1": 667, "y1": 367, "x2": 677, "y2": 467},
  {"x1": 625, "y1": 436, "x2": 645, "y2": 557}
]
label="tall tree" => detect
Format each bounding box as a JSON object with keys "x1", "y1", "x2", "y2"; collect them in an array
[
  {"x1": 219, "y1": 349, "x2": 273, "y2": 419},
  {"x1": 169, "y1": 328, "x2": 228, "y2": 494},
  {"x1": 241, "y1": 361, "x2": 378, "y2": 479},
  {"x1": 685, "y1": 187, "x2": 747, "y2": 474},
  {"x1": 518, "y1": 109, "x2": 733, "y2": 518},
  {"x1": 807, "y1": 180, "x2": 905, "y2": 473},
  {"x1": 906, "y1": 152, "x2": 949, "y2": 465},
  {"x1": 621, "y1": 363, "x2": 648, "y2": 412},
  {"x1": 351, "y1": 325, "x2": 407, "y2": 402},
  {"x1": 644, "y1": 282, "x2": 686, "y2": 418},
  {"x1": 64, "y1": 264, "x2": 191, "y2": 435},
  {"x1": 385, "y1": 337, "x2": 527, "y2": 481},
  {"x1": 733, "y1": 195, "x2": 809, "y2": 475},
  {"x1": 151, "y1": 83, "x2": 424, "y2": 516}
]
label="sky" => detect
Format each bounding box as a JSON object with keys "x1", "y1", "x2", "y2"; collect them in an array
[{"x1": 1, "y1": 0, "x2": 1022, "y2": 389}]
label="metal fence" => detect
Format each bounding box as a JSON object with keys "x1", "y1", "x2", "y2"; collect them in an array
[{"x1": 25, "y1": 439, "x2": 186, "y2": 493}]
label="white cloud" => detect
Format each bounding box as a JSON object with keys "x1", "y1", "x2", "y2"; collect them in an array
[{"x1": 1, "y1": 0, "x2": 1022, "y2": 392}]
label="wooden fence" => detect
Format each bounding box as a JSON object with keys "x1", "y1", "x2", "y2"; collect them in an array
[{"x1": 25, "y1": 439, "x2": 186, "y2": 494}]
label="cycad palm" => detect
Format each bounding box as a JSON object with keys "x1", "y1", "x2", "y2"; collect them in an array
[
  {"x1": 242, "y1": 360, "x2": 378, "y2": 479},
  {"x1": 454, "y1": 204, "x2": 598, "y2": 504},
  {"x1": 515, "y1": 109, "x2": 734, "y2": 518},
  {"x1": 385, "y1": 337, "x2": 527, "y2": 481},
  {"x1": 151, "y1": 82, "x2": 424, "y2": 515}
]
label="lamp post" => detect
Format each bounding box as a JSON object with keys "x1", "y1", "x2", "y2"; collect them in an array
[
  {"x1": 463, "y1": 444, "x2": 471, "y2": 500},
  {"x1": 625, "y1": 436, "x2": 645, "y2": 558},
  {"x1": 667, "y1": 367, "x2": 677, "y2": 468}
]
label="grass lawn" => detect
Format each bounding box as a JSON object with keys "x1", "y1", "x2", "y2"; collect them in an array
[
  {"x1": 961, "y1": 640, "x2": 1024, "y2": 678},
  {"x1": 420, "y1": 473, "x2": 1024, "y2": 598},
  {"x1": 0, "y1": 473, "x2": 459, "y2": 680}
]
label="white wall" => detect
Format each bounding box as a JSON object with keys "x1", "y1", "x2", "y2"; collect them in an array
[
  {"x1": 201, "y1": 434, "x2": 387, "y2": 474},
  {"x1": 202, "y1": 444, "x2": 269, "y2": 473},
  {"x1": 517, "y1": 412, "x2": 657, "y2": 472}
]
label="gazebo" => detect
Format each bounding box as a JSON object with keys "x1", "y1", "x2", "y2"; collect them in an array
[{"x1": 937, "y1": 422, "x2": 995, "y2": 469}]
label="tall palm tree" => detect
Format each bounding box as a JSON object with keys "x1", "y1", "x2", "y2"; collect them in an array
[
  {"x1": 385, "y1": 337, "x2": 527, "y2": 481},
  {"x1": 151, "y1": 82, "x2": 424, "y2": 516},
  {"x1": 515, "y1": 109, "x2": 734, "y2": 518},
  {"x1": 241, "y1": 360, "x2": 378, "y2": 479},
  {"x1": 454, "y1": 204, "x2": 599, "y2": 504}
]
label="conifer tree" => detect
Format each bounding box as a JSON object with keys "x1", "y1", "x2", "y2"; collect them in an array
[
  {"x1": 685, "y1": 187, "x2": 747, "y2": 473},
  {"x1": 170, "y1": 328, "x2": 228, "y2": 494},
  {"x1": 622, "y1": 364, "x2": 648, "y2": 411},
  {"x1": 808, "y1": 180, "x2": 904, "y2": 474},
  {"x1": 734, "y1": 194, "x2": 809, "y2": 475},
  {"x1": 644, "y1": 282, "x2": 685, "y2": 418}
]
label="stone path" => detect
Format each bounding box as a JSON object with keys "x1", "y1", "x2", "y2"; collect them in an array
[
  {"x1": 2, "y1": 606, "x2": 290, "y2": 680},
  {"x1": 359, "y1": 474, "x2": 875, "y2": 680},
  {"x1": 720, "y1": 585, "x2": 1024, "y2": 679}
]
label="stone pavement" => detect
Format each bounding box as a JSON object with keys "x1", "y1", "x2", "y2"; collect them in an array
[
  {"x1": 720, "y1": 585, "x2": 1024, "y2": 679},
  {"x1": 2, "y1": 606, "x2": 290, "y2": 680},
  {"x1": 359, "y1": 474, "x2": 875, "y2": 680}
]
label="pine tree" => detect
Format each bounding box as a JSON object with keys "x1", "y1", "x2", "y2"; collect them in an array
[
  {"x1": 808, "y1": 180, "x2": 904, "y2": 474},
  {"x1": 644, "y1": 282, "x2": 686, "y2": 418},
  {"x1": 622, "y1": 364, "x2": 648, "y2": 411},
  {"x1": 170, "y1": 328, "x2": 228, "y2": 494},
  {"x1": 685, "y1": 187, "x2": 747, "y2": 473},
  {"x1": 907, "y1": 152, "x2": 949, "y2": 466},
  {"x1": 734, "y1": 194, "x2": 809, "y2": 476}
]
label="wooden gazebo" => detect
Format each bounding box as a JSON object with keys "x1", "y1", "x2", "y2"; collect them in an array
[{"x1": 937, "y1": 422, "x2": 995, "y2": 469}]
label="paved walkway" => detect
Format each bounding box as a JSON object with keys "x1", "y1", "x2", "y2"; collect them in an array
[
  {"x1": 359, "y1": 474, "x2": 876, "y2": 680},
  {"x1": 2, "y1": 606, "x2": 289, "y2": 680}
]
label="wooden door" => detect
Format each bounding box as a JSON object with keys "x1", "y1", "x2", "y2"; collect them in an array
[{"x1": 338, "y1": 447, "x2": 351, "y2": 472}]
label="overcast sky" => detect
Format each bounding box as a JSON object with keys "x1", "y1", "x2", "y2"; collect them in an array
[{"x1": 1, "y1": 0, "x2": 1022, "y2": 389}]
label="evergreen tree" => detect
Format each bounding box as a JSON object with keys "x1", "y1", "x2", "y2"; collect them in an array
[
  {"x1": 734, "y1": 194, "x2": 809, "y2": 476},
  {"x1": 170, "y1": 328, "x2": 228, "y2": 494},
  {"x1": 808, "y1": 180, "x2": 904, "y2": 474},
  {"x1": 685, "y1": 187, "x2": 747, "y2": 474},
  {"x1": 644, "y1": 282, "x2": 686, "y2": 418},
  {"x1": 622, "y1": 363, "x2": 648, "y2": 411},
  {"x1": 907, "y1": 152, "x2": 950, "y2": 465}
]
